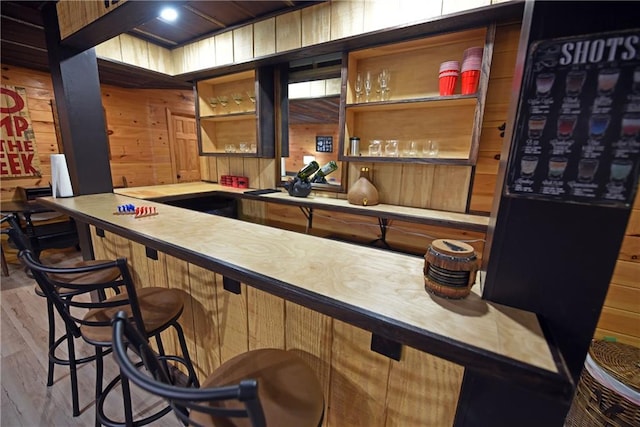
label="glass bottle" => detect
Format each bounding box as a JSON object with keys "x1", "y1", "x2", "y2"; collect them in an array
[
  {"x1": 296, "y1": 161, "x2": 320, "y2": 181},
  {"x1": 311, "y1": 161, "x2": 338, "y2": 183}
]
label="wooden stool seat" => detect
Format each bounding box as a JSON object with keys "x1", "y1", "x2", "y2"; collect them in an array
[
  {"x1": 82, "y1": 287, "x2": 184, "y2": 344},
  {"x1": 190, "y1": 349, "x2": 325, "y2": 427},
  {"x1": 112, "y1": 313, "x2": 325, "y2": 427}
]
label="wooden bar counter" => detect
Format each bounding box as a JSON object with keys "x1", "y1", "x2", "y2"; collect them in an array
[
  {"x1": 115, "y1": 182, "x2": 490, "y2": 232},
  {"x1": 39, "y1": 193, "x2": 571, "y2": 426}
]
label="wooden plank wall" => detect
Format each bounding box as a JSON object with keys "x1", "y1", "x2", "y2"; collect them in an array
[
  {"x1": 469, "y1": 22, "x2": 521, "y2": 213},
  {"x1": 594, "y1": 194, "x2": 640, "y2": 347},
  {"x1": 287, "y1": 123, "x2": 340, "y2": 177},
  {"x1": 0, "y1": 64, "x2": 195, "y2": 202},
  {"x1": 101, "y1": 85, "x2": 195, "y2": 187},
  {"x1": 0, "y1": 66, "x2": 59, "y2": 199}
]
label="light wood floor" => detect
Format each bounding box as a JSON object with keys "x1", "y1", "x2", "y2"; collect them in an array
[{"x1": 1, "y1": 248, "x2": 179, "y2": 427}]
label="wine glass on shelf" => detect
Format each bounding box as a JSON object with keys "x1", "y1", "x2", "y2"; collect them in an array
[
  {"x1": 355, "y1": 72, "x2": 363, "y2": 102},
  {"x1": 232, "y1": 93, "x2": 243, "y2": 106},
  {"x1": 207, "y1": 97, "x2": 218, "y2": 110},
  {"x1": 364, "y1": 71, "x2": 372, "y2": 102},
  {"x1": 379, "y1": 69, "x2": 390, "y2": 101},
  {"x1": 218, "y1": 95, "x2": 229, "y2": 108},
  {"x1": 247, "y1": 90, "x2": 256, "y2": 104}
]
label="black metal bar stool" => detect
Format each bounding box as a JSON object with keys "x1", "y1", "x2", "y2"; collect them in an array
[
  {"x1": 111, "y1": 311, "x2": 325, "y2": 427},
  {"x1": 19, "y1": 249, "x2": 198, "y2": 427},
  {"x1": 4, "y1": 214, "x2": 121, "y2": 416}
]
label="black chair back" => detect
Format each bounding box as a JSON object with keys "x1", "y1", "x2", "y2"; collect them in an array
[
  {"x1": 111, "y1": 311, "x2": 266, "y2": 427},
  {"x1": 4, "y1": 213, "x2": 34, "y2": 254},
  {"x1": 18, "y1": 249, "x2": 141, "y2": 343}
]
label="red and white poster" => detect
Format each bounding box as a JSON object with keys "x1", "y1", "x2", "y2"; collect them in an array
[{"x1": 1, "y1": 84, "x2": 42, "y2": 178}]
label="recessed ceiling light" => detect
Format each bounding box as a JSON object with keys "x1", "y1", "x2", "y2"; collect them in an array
[{"x1": 159, "y1": 7, "x2": 178, "y2": 22}]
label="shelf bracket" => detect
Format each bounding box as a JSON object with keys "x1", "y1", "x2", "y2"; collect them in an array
[
  {"x1": 299, "y1": 206, "x2": 313, "y2": 232},
  {"x1": 370, "y1": 333, "x2": 402, "y2": 361},
  {"x1": 145, "y1": 246, "x2": 158, "y2": 260},
  {"x1": 370, "y1": 217, "x2": 391, "y2": 249},
  {"x1": 223, "y1": 276, "x2": 241, "y2": 294}
]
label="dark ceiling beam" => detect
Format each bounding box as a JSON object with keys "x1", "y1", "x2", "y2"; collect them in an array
[
  {"x1": 58, "y1": 0, "x2": 174, "y2": 51},
  {"x1": 183, "y1": 5, "x2": 227, "y2": 28},
  {"x1": 130, "y1": 28, "x2": 179, "y2": 46},
  {"x1": 96, "y1": 59, "x2": 193, "y2": 89}
]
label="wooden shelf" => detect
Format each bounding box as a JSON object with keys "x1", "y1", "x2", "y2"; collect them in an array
[
  {"x1": 196, "y1": 67, "x2": 275, "y2": 158},
  {"x1": 345, "y1": 95, "x2": 477, "y2": 112},
  {"x1": 200, "y1": 112, "x2": 256, "y2": 122},
  {"x1": 341, "y1": 26, "x2": 491, "y2": 166}
]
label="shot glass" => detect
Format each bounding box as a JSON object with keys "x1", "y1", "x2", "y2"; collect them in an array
[
  {"x1": 548, "y1": 157, "x2": 568, "y2": 180},
  {"x1": 565, "y1": 70, "x2": 586, "y2": 97},
  {"x1": 610, "y1": 159, "x2": 633, "y2": 184},
  {"x1": 520, "y1": 156, "x2": 539, "y2": 178},
  {"x1": 577, "y1": 158, "x2": 599, "y2": 183},
  {"x1": 557, "y1": 115, "x2": 577, "y2": 140},
  {"x1": 528, "y1": 116, "x2": 547, "y2": 139},
  {"x1": 535, "y1": 73, "x2": 555, "y2": 97},
  {"x1": 621, "y1": 113, "x2": 640, "y2": 139},
  {"x1": 597, "y1": 68, "x2": 620, "y2": 96},
  {"x1": 589, "y1": 114, "x2": 610, "y2": 140}
]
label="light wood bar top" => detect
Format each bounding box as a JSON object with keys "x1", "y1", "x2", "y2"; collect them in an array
[
  {"x1": 115, "y1": 182, "x2": 489, "y2": 232},
  {"x1": 40, "y1": 193, "x2": 568, "y2": 395},
  {"x1": 114, "y1": 182, "x2": 248, "y2": 200}
]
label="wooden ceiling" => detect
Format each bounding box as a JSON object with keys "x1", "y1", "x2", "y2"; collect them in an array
[
  {"x1": 289, "y1": 96, "x2": 340, "y2": 125},
  {"x1": 0, "y1": 0, "x2": 323, "y2": 89}
]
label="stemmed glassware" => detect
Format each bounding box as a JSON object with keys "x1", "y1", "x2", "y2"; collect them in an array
[
  {"x1": 355, "y1": 72, "x2": 363, "y2": 102},
  {"x1": 232, "y1": 93, "x2": 243, "y2": 106},
  {"x1": 218, "y1": 95, "x2": 229, "y2": 108},
  {"x1": 247, "y1": 91, "x2": 256, "y2": 104},
  {"x1": 364, "y1": 71, "x2": 372, "y2": 102},
  {"x1": 207, "y1": 97, "x2": 218, "y2": 109},
  {"x1": 379, "y1": 69, "x2": 390, "y2": 101}
]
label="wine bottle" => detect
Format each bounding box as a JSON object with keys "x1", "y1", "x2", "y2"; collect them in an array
[
  {"x1": 296, "y1": 161, "x2": 319, "y2": 180},
  {"x1": 311, "y1": 161, "x2": 338, "y2": 183}
]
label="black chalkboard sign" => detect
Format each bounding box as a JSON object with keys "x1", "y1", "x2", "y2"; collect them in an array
[
  {"x1": 505, "y1": 29, "x2": 640, "y2": 207},
  {"x1": 316, "y1": 136, "x2": 333, "y2": 153}
]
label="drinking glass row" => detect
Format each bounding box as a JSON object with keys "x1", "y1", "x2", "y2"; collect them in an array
[
  {"x1": 208, "y1": 91, "x2": 256, "y2": 109},
  {"x1": 223, "y1": 142, "x2": 257, "y2": 153},
  {"x1": 363, "y1": 139, "x2": 439, "y2": 157},
  {"x1": 528, "y1": 113, "x2": 640, "y2": 140},
  {"x1": 355, "y1": 69, "x2": 391, "y2": 102},
  {"x1": 520, "y1": 156, "x2": 633, "y2": 184},
  {"x1": 535, "y1": 67, "x2": 640, "y2": 98}
]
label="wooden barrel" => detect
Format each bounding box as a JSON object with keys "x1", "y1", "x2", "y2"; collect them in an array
[{"x1": 423, "y1": 239, "x2": 478, "y2": 299}]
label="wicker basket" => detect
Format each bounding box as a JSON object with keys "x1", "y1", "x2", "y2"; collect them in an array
[{"x1": 565, "y1": 341, "x2": 640, "y2": 427}]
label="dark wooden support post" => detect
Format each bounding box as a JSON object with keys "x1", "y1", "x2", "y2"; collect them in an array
[
  {"x1": 42, "y1": 3, "x2": 113, "y2": 197},
  {"x1": 41, "y1": 2, "x2": 163, "y2": 260},
  {"x1": 42, "y1": 3, "x2": 114, "y2": 260}
]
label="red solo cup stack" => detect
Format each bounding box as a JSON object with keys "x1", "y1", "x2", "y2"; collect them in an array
[
  {"x1": 439, "y1": 60, "x2": 459, "y2": 96},
  {"x1": 461, "y1": 47, "x2": 483, "y2": 95}
]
